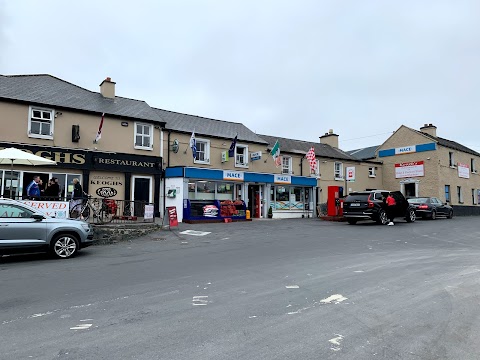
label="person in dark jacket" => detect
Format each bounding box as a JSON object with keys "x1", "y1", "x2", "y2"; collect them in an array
[
  {"x1": 70, "y1": 178, "x2": 84, "y2": 218},
  {"x1": 27, "y1": 175, "x2": 41, "y2": 200},
  {"x1": 44, "y1": 178, "x2": 60, "y2": 200}
]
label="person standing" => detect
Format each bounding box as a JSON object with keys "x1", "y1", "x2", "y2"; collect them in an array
[
  {"x1": 26, "y1": 175, "x2": 41, "y2": 200},
  {"x1": 70, "y1": 178, "x2": 84, "y2": 218},
  {"x1": 386, "y1": 193, "x2": 396, "y2": 226},
  {"x1": 44, "y1": 178, "x2": 60, "y2": 200}
]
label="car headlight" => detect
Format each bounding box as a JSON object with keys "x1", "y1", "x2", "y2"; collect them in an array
[{"x1": 81, "y1": 223, "x2": 91, "y2": 231}]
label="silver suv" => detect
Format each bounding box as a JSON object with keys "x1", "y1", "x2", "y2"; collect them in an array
[{"x1": 0, "y1": 198, "x2": 94, "y2": 259}]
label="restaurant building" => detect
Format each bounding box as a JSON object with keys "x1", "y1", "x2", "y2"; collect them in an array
[{"x1": 0, "y1": 74, "x2": 165, "y2": 216}]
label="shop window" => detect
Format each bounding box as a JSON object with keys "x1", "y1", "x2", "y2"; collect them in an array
[
  {"x1": 216, "y1": 182, "x2": 234, "y2": 201},
  {"x1": 194, "y1": 139, "x2": 210, "y2": 164},
  {"x1": 272, "y1": 186, "x2": 307, "y2": 210},
  {"x1": 457, "y1": 186, "x2": 463, "y2": 204},
  {"x1": 28, "y1": 106, "x2": 54, "y2": 139},
  {"x1": 282, "y1": 156, "x2": 292, "y2": 174},
  {"x1": 334, "y1": 162, "x2": 343, "y2": 179},
  {"x1": 445, "y1": 185, "x2": 450, "y2": 203},
  {"x1": 134, "y1": 123, "x2": 153, "y2": 150},
  {"x1": 449, "y1": 152, "x2": 454, "y2": 167},
  {"x1": 195, "y1": 181, "x2": 215, "y2": 200},
  {"x1": 235, "y1": 145, "x2": 248, "y2": 167},
  {"x1": 368, "y1": 167, "x2": 376, "y2": 177}
]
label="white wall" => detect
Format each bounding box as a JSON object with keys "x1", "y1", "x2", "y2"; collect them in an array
[{"x1": 165, "y1": 178, "x2": 185, "y2": 222}]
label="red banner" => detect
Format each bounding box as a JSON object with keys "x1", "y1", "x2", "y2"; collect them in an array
[{"x1": 167, "y1": 206, "x2": 178, "y2": 227}]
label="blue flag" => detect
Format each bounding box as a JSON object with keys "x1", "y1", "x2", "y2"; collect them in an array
[{"x1": 228, "y1": 135, "x2": 238, "y2": 157}]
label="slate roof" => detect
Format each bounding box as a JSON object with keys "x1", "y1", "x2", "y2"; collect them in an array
[
  {"x1": 154, "y1": 108, "x2": 268, "y2": 144},
  {"x1": 347, "y1": 145, "x2": 379, "y2": 160},
  {"x1": 258, "y1": 134, "x2": 359, "y2": 161},
  {"x1": 0, "y1": 74, "x2": 164, "y2": 123},
  {"x1": 415, "y1": 130, "x2": 480, "y2": 157}
]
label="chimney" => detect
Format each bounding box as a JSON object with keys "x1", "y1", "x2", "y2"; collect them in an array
[
  {"x1": 420, "y1": 123, "x2": 437, "y2": 137},
  {"x1": 319, "y1": 129, "x2": 339, "y2": 148},
  {"x1": 99, "y1": 77, "x2": 116, "y2": 98}
]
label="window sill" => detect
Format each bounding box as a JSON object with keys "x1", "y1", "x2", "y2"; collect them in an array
[
  {"x1": 134, "y1": 146, "x2": 153, "y2": 151},
  {"x1": 449, "y1": 165, "x2": 456, "y2": 169},
  {"x1": 28, "y1": 134, "x2": 53, "y2": 140},
  {"x1": 368, "y1": 175, "x2": 376, "y2": 178},
  {"x1": 334, "y1": 177, "x2": 344, "y2": 181},
  {"x1": 235, "y1": 164, "x2": 249, "y2": 168},
  {"x1": 194, "y1": 160, "x2": 210, "y2": 165}
]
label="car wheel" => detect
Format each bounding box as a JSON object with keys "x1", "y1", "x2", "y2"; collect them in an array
[
  {"x1": 376, "y1": 210, "x2": 388, "y2": 225},
  {"x1": 447, "y1": 210, "x2": 453, "y2": 219},
  {"x1": 51, "y1": 234, "x2": 79, "y2": 259},
  {"x1": 406, "y1": 208, "x2": 416, "y2": 223},
  {"x1": 431, "y1": 210, "x2": 436, "y2": 220},
  {"x1": 347, "y1": 219, "x2": 357, "y2": 225}
]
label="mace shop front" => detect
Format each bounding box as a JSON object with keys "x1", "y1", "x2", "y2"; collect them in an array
[
  {"x1": 0, "y1": 142, "x2": 162, "y2": 216},
  {"x1": 164, "y1": 167, "x2": 317, "y2": 222}
]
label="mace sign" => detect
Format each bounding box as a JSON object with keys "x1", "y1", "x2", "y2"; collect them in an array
[
  {"x1": 223, "y1": 170, "x2": 244, "y2": 181},
  {"x1": 395, "y1": 161, "x2": 425, "y2": 178}
]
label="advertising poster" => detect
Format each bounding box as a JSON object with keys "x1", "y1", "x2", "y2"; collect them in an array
[
  {"x1": 19, "y1": 200, "x2": 69, "y2": 219},
  {"x1": 458, "y1": 163, "x2": 470, "y2": 179},
  {"x1": 395, "y1": 161, "x2": 425, "y2": 178}
]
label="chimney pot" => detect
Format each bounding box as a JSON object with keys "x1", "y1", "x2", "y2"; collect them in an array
[{"x1": 106, "y1": 77, "x2": 111, "y2": 82}]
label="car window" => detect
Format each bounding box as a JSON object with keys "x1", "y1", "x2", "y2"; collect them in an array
[
  {"x1": 408, "y1": 198, "x2": 429, "y2": 204},
  {"x1": 345, "y1": 194, "x2": 369, "y2": 201},
  {"x1": 432, "y1": 198, "x2": 441, "y2": 204},
  {"x1": 373, "y1": 193, "x2": 384, "y2": 201},
  {"x1": 0, "y1": 204, "x2": 34, "y2": 218}
]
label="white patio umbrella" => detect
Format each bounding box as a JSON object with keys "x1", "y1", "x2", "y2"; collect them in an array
[{"x1": 0, "y1": 147, "x2": 57, "y2": 198}]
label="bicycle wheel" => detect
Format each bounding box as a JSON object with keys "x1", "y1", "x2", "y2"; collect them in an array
[
  {"x1": 100, "y1": 200, "x2": 115, "y2": 224},
  {"x1": 69, "y1": 203, "x2": 82, "y2": 219},
  {"x1": 90, "y1": 199, "x2": 103, "y2": 224},
  {"x1": 80, "y1": 205, "x2": 91, "y2": 222}
]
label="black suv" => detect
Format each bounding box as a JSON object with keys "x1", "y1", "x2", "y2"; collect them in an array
[{"x1": 343, "y1": 190, "x2": 416, "y2": 225}]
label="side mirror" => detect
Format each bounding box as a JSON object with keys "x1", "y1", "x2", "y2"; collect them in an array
[{"x1": 31, "y1": 214, "x2": 45, "y2": 221}]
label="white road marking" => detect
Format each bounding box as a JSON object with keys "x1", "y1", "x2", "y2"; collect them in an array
[
  {"x1": 179, "y1": 230, "x2": 211, "y2": 236},
  {"x1": 248, "y1": 316, "x2": 257, "y2": 319},
  {"x1": 285, "y1": 285, "x2": 299, "y2": 289},
  {"x1": 354, "y1": 270, "x2": 364, "y2": 273},
  {"x1": 320, "y1": 294, "x2": 348, "y2": 304},
  {"x1": 80, "y1": 319, "x2": 94, "y2": 322},
  {"x1": 192, "y1": 296, "x2": 209, "y2": 306},
  {"x1": 70, "y1": 323, "x2": 92, "y2": 330},
  {"x1": 329, "y1": 334, "x2": 344, "y2": 351},
  {"x1": 29, "y1": 311, "x2": 54, "y2": 318},
  {"x1": 181, "y1": 241, "x2": 188, "y2": 244}
]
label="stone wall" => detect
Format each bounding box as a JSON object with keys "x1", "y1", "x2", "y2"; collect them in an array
[{"x1": 92, "y1": 223, "x2": 164, "y2": 245}]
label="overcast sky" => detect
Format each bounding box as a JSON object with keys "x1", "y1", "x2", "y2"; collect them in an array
[{"x1": 1, "y1": 0, "x2": 479, "y2": 151}]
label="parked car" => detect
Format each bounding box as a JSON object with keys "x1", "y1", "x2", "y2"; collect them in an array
[
  {"x1": 407, "y1": 197, "x2": 453, "y2": 220},
  {"x1": 0, "y1": 198, "x2": 94, "y2": 259},
  {"x1": 343, "y1": 190, "x2": 416, "y2": 225}
]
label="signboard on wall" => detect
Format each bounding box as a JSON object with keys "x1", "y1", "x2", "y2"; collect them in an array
[
  {"x1": 89, "y1": 173, "x2": 125, "y2": 200},
  {"x1": 221, "y1": 151, "x2": 229, "y2": 163},
  {"x1": 458, "y1": 163, "x2": 470, "y2": 179},
  {"x1": 346, "y1": 167, "x2": 356, "y2": 182},
  {"x1": 378, "y1": 142, "x2": 437, "y2": 158},
  {"x1": 395, "y1": 161, "x2": 425, "y2": 178},
  {"x1": 250, "y1": 151, "x2": 262, "y2": 161},
  {"x1": 274, "y1": 175, "x2": 291, "y2": 184},
  {"x1": 223, "y1": 170, "x2": 244, "y2": 181}
]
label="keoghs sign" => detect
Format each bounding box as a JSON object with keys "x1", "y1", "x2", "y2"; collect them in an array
[{"x1": 395, "y1": 161, "x2": 425, "y2": 178}]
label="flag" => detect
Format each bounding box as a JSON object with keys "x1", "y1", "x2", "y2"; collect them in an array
[
  {"x1": 189, "y1": 131, "x2": 197, "y2": 160},
  {"x1": 228, "y1": 134, "x2": 237, "y2": 157},
  {"x1": 270, "y1": 140, "x2": 281, "y2": 167},
  {"x1": 306, "y1": 146, "x2": 317, "y2": 173},
  {"x1": 94, "y1": 113, "x2": 105, "y2": 143}
]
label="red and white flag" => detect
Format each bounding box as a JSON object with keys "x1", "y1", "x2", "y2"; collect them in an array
[
  {"x1": 306, "y1": 146, "x2": 317, "y2": 172},
  {"x1": 94, "y1": 113, "x2": 105, "y2": 143}
]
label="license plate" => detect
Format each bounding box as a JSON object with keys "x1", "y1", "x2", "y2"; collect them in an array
[{"x1": 350, "y1": 203, "x2": 361, "y2": 207}]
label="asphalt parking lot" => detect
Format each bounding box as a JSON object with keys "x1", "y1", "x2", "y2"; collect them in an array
[{"x1": 1, "y1": 216, "x2": 480, "y2": 360}]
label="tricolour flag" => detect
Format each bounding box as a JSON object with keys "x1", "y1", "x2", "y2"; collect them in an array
[
  {"x1": 190, "y1": 131, "x2": 197, "y2": 160},
  {"x1": 306, "y1": 146, "x2": 317, "y2": 173},
  {"x1": 94, "y1": 113, "x2": 105, "y2": 143},
  {"x1": 228, "y1": 134, "x2": 238, "y2": 157},
  {"x1": 270, "y1": 140, "x2": 281, "y2": 167}
]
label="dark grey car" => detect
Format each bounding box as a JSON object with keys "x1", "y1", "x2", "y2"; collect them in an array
[{"x1": 0, "y1": 199, "x2": 94, "y2": 258}]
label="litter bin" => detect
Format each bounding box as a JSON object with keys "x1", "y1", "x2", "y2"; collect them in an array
[{"x1": 246, "y1": 210, "x2": 250, "y2": 219}]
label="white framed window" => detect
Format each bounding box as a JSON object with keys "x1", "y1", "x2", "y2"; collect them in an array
[
  {"x1": 457, "y1": 186, "x2": 463, "y2": 203},
  {"x1": 235, "y1": 144, "x2": 249, "y2": 168},
  {"x1": 334, "y1": 162, "x2": 343, "y2": 179},
  {"x1": 28, "y1": 106, "x2": 54, "y2": 139},
  {"x1": 369, "y1": 167, "x2": 376, "y2": 177},
  {"x1": 449, "y1": 152, "x2": 455, "y2": 167},
  {"x1": 194, "y1": 139, "x2": 210, "y2": 164},
  {"x1": 134, "y1": 122, "x2": 153, "y2": 150},
  {"x1": 282, "y1": 156, "x2": 292, "y2": 174},
  {"x1": 471, "y1": 158, "x2": 477, "y2": 173},
  {"x1": 472, "y1": 189, "x2": 477, "y2": 205}
]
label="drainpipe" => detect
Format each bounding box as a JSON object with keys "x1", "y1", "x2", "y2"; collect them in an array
[
  {"x1": 300, "y1": 157, "x2": 303, "y2": 176},
  {"x1": 163, "y1": 130, "x2": 171, "y2": 220}
]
